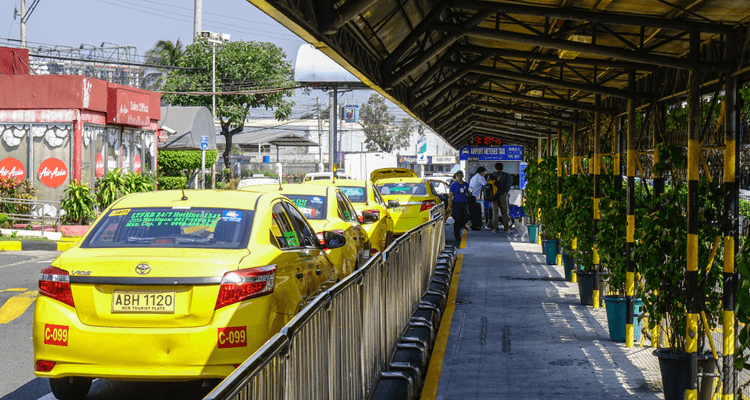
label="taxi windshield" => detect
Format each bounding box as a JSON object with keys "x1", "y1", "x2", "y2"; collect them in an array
[
  {"x1": 376, "y1": 182, "x2": 428, "y2": 196},
  {"x1": 285, "y1": 195, "x2": 327, "y2": 220},
  {"x1": 338, "y1": 186, "x2": 366, "y2": 203},
  {"x1": 82, "y1": 207, "x2": 253, "y2": 249}
]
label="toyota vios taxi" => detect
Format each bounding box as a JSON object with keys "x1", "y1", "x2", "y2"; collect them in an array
[
  {"x1": 371, "y1": 168, "x2": 444, "y2": 235},
  {"x1": 33, "y1": 190, "x2": 344, "y2": 399},
  {"x1": 241, "y1": 184, "x2": 369, "y2": 278},
  {"x1": 306, "y1": 179, "x2": 395, "y2": 254}
]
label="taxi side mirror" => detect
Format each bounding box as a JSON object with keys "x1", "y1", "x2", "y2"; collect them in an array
[
  {"x1": 324, "y1": 231, "x2": 346, "y2": 249},
  {"x1": 387, "y1": 200, "x2": 400, "y2": 208},
  {"x1": 362, "y1": 212, "x2": 379, "y2": 224}
]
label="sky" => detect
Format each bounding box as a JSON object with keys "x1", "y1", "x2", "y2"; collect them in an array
[{"x1": 0, "y1": 0, "x2": 410, "y2": 119}]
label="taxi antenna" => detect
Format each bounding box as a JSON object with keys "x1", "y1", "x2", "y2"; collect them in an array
[{"x1": 179, "y1": 180, "x2": 188, "y2": 201}]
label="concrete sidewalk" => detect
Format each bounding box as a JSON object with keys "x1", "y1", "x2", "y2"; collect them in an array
[
  {"x1": 428, "y1": 222, "x2": 664, "y2": 399},
  {"x1": 0, "y1": 237, "x2": 77, "y2": 252}
]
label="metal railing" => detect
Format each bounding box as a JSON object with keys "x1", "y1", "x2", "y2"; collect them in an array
[
  {"x1": 0, "y1": 197, "x2": 62, "y2": 234},
  {"x1": 204, "y1": 204, "x2": 446, "y2": 400}
]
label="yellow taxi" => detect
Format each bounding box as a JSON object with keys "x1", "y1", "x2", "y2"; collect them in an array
[
  {"x1": 240, "y1": 184, "x2": 369, "y2": 278},
  {"x1": 33, "y1": 190, "x2": 343, "y2": 399},
  {"x1": 371, "y1": 168, "x2": 445, "y2": 235},
  {"x1": 305, "y1": 179, "x2": 396, "y2": 254}
]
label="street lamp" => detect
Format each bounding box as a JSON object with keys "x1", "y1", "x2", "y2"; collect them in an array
[{"x1": 200, "y1": 31, "x2": 230, "y2": 120}]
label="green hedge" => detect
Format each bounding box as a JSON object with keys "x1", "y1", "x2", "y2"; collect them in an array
[
  {"x1": 158, "y1": 150, "x2": 218, "y2": 174},
  {"x1": 157, "y1": 176, "x2": 188, "y2": 190}
]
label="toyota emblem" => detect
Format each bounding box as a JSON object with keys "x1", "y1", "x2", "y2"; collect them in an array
[{"x1": 135, "y1": 263, "x2": 151, "y2": 275}]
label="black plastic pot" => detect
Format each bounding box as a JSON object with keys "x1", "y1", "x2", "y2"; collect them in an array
[
  {"x1": 574, "y1": 270, "x2": 595, "y2": 306},
  {"x1": 653, "y1": 348, "x2": 718, "y2": 400}
]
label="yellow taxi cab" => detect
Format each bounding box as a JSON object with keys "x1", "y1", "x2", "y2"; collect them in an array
[
  {"x1": 33, "y1": 190, "x2": 343, "y2": 399},
  {"x1": 304, "y1": 179, "x2": 396, "y2": 254},
  {"x1": 240, "y1": 184, "x2": 369, "y2": 278},
  {"x1": 371, "y1": 168, "x2": 445, "y2": 235}
]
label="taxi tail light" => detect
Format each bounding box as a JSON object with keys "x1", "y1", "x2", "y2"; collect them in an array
[
  {"x1": 35, "y1": 360, "x2": 56, "y2": 372},
  {"x1": 370, "y1": 248, "x2": 380, "y2": 256},
  {"x1": 420, "y1": 200, "x2": 436, "y2": 212},
  {"x1": 215, "y1": 265, "x2": 277, "y2": 309},
  {"x1": 362, "y1": 209, "x2": 380, "y2": 220},
  {"x1": 317, "y1": 230, "x2": 345, "y2": 249},
  {"x1": 39, "y1": 266, "x2": 75, "y2": 308}
]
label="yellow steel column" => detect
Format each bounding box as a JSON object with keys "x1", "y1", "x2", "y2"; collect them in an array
[
  {"x1": 723, "y1": 72, "x2": 739, "y2": 400},
  {"x1": 626, "y1": 71, "x2": 636, "y2": 348},
  {"x1": 593, "y1": 96, "x2": 601, "y2": 308},
  {"x1": 557, "y1": 129, "x2": 564, "y2": 269},
  {"x1": 651, "y1": 101, "x2": 665, "y2": 348},
  {"x1": 685, "y1": 30, "x2": 700, "y2": 400}
]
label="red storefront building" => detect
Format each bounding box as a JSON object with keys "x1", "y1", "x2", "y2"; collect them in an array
[{"x1": 0, "y1": 46, "x2": 162, "y2": 205}]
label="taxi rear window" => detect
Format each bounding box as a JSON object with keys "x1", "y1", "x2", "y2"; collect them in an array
[
  {"x1": 82, "y1": 207, "x2": 253, "y2": 249},
  {"x1": 338, "y1": 186, "x2": 366, "y2": 203},
  {"x1": 376, "y1": 182, "x2": 428, "y2": 196},
  {"x1": 285, "y1": 195, "x2": 327, "y2": 220}
]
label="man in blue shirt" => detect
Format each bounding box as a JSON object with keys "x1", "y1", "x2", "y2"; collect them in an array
[{"x1": 449, "y1": 170, "x2": 470, "y2": 242}]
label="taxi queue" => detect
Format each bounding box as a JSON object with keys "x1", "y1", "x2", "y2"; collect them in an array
[{"x1": 31, "y1": 168, "x2": 447, "y2": 400}]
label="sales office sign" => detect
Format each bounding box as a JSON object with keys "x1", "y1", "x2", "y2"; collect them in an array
[{"x1": 108, "y1": 88, "x2": 151, "y2": 127}]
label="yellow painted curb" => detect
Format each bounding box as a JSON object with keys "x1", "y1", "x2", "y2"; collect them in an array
[
  {"x1": 459, "y1": 228, "x2": 467, "y2": 249},
  {"x1": 420, "y1": 254, "x2": 463, "y2": 400},
  {"x1": 57, "y1": 242, "x2": 77, "y2": 251},
  {"x1": 0, "y1": 242, "x2": 22, "y2": 252}
]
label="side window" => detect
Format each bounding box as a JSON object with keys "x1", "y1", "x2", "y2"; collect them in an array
[
  {"x1": 285, "y1": 202, "x2": 318, "y2": 247},
  {"x1": 271, "y1": 202, "x2": 300, "y2": 248},
  {"x1": 373, "y1": 187, "x2": 385, "y2": 207},
  {"x1": 336, "y1": 192, "x2": 355, "y2": 221}
]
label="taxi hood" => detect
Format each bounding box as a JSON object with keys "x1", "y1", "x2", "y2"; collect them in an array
[{"x1": 371, "y1": 168, "x2": 418, "y2": 183}]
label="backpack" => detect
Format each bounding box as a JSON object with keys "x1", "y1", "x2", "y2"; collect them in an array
[{"x1": 484, "y1": 174, "x2": 498, "y2": 200}]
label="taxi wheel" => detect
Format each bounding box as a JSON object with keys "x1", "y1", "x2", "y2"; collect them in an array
[{"x1": 49, "y1": 377, "x2": 92, "y2": 400}]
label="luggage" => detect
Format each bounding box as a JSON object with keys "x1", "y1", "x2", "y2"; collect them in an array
[{"x1": 469, "y1": 200, "x2": 483, "y2": 229}]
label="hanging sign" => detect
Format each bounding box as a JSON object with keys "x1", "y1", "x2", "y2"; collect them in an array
[
  {"x1": 343, "y1": 105, "x2": 359, "y2": 123},
  {"x1": 459, "y1": 145, "x2": 523, "y2": 161},
  {"x1": 417, "y1": 135, "x2": 428, "y2": 165},
  {"x1": 0, "y1": 157, "x2": 26, "y2": 183},
  {"x1": 38, "y1": 158, "x2": 68, "y2": 188},
  {"x1": 134, "y1": 154, "x2": 142, "y2": 174},
  {"x1": 108, "y1": 87, "x2": 151, "y2": 127},
  {"x1": 95, "y1": 153, "x2": 105, "y2": 178}
]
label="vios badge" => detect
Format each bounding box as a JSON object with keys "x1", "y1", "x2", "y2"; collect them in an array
[{"x1": 135, "y1": 263, "x2": 151, "y2": 275}]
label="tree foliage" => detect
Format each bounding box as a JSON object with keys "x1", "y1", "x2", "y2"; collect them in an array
[
  {"x1": 142, "y1": 39, "x2": 185, "y2": 91},
  {"x1": 359, "y1": 94, "x2": 412, "y2": 153},
  {"x1": 161, "y1": 40, "x2": 295, "y2": 175}
]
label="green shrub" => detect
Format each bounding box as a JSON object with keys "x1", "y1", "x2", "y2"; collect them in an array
[
  {"x1": 0, "y1": 179, "x2": 38, "y2": 216},
  {"x1": 96, "y1": 169, "x2": 126, "y2": 210},
  {"x1": 157, "y1": 176, "x2": 188, "y2": 190},
  {"x1": 61, "y1": 180, "x2": 96, "y2": 224},
  {"x1": 122, "y1": 172, "x2": 156, "y2": 194}
]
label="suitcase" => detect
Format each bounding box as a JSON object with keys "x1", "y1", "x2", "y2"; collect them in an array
[{"x1": 469, "y1": 200, "x2": 483, "y2": 229}]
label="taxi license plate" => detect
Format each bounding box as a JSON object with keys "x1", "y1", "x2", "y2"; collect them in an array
[
  {"x1": 112, "y1": 291, "x2": 176, "y2": 314},
  {"x1": 392, "y1": 206, "x2": 412, "y2": 214}
]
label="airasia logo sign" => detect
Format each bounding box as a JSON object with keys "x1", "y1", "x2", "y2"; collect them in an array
[
  {"x1": 38, "y1": 158, "x2": 68, "y2": 188},
  {"x1": 109, "y1": 88, "x2": 150, "y2": 127},
  {"x1": 134, "y1": 154, "x2": 141, "y2": 174},
  {"x1": 95, "y1": 153, "x2": 105, "y2": 178},
  {"x1": 0, "y1": 157, "x2": 26, "y2": 183}
]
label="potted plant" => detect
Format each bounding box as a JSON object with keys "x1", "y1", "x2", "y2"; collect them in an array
[
  {"x1": 635, "y1": 147, "x2": 723, "y2": 399},
  {"x1": 522, "y1": 161, "x2": 540, "y2": 243},
  {"x1": 560, "y1": 173, "x2": 596, "y2": 304},
  {"x1": 60, "y1": 180, "x2": 96, "y2": 225},
  {"x1": 528, "y1": 156, "x2": 560, "y2": 263}
]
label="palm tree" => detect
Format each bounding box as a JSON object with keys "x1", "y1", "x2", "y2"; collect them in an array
[{"x1": 141, "y1": 39, "x2": 184, "y2": 91}]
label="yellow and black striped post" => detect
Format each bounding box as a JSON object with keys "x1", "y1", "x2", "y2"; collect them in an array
[
  {"x1": 723, "y1": 72, "x2": 739, "y2": 400},
  {"x1": 685, "y1": 30, "x2": 700, "y2": 399},
  {"x1": 557, "y1": 131, "x2": 564, "y2": 269},
  {"x1": 625, "y1": 71, "x2": 636, "y2": 348},
  {"x1": 651, "y1": 101, "x2": 665, "y2": 348},
  {"x1": 593, "y1": 95, "x2": 601, "y2": 308},
  {"x1": 615, "y1": 117, "x2": 623, "y2": 192}
]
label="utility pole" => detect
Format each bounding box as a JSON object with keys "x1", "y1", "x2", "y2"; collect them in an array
[
  {"x1": 211, "y1": 41, "x2": 216, "y2": 119},
  {"x1": 193, "y1": 0, "x2": 202, "y2": 42},
  {"x1": 20, "y1": 0, "x2": 26, "y2": 48},
  {"x1": 317, "y1": 97, "x2": 323, "y2": 170},
  {"x1": 328, "y1": 89, "x2": 336, "y2": 175}
]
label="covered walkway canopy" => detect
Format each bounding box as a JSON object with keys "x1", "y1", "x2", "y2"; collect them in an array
[{"x1": 245, "y1": 0, "x2": 750, "y2": 149}]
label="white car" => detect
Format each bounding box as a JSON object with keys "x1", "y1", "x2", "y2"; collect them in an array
[
  {"x1": 303, "y1": 172, "x2": 352, "y2": 181},
  {"x1": 237, "y1": 174, "x2": 280, "y2": 189}
]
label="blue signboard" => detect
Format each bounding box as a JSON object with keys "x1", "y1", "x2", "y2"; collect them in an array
[
  {"x1": 343, "y1": 105, "x2": 359, "y2": 123},
  {"x1": 520, "y1": 162, "x2": 528, "y2": 190},
  {"x1": 458, "y1": 145, "x2": 523, "y2": 161}
]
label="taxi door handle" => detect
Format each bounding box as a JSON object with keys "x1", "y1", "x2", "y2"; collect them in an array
[
  {"x1": 296, "y1": 272, "x2": 304, "y2": 279},
  {"x1": 316, "y1": 269, "x2": 323, "y2": 275}
]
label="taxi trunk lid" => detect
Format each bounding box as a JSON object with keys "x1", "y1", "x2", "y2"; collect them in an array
[{"x1": 62, "y1": 248, "x2": 249, "y2": 328}]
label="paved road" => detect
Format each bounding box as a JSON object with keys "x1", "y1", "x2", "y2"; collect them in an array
[{"x1": 0, "y1": 251, "x2": 218, "y2": 400}]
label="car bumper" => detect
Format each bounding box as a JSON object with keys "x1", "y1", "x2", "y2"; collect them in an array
[{"x1": 33, "y1": 295, "x2": 275, "y2": 381}]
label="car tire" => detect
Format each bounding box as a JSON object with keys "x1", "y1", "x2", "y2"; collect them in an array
[{"x1": 49, "y1": 377, "x2": 92, "y2": 400}]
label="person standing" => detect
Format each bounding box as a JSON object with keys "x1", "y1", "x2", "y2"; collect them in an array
[
  {"x1": 449, "y1": 170, "x2": 470, "y2": 242},
  {"x1": 468, "y1": 166, "x2": 486, "y2": 230},
  {"x1": 490, "y1": 162, "x2": 513, "y2": 233}
]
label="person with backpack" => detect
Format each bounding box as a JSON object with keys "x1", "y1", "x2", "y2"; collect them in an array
[
  {"x1": 488, "y1": 162, "x2": 513, "y2": 233},
  {"x1": 468, "y1": 166, "x2": 486, "y2": 230},
  {"x1": 449, "y1": 170, "x2": 471, "y2": 242}
]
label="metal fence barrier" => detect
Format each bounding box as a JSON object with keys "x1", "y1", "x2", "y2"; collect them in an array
[
  {"x1": 204, "y1": 204, "x2": 446, "y2": 400},
  {"x1": 0, "y1": 197, "x2": 62, "y2": 234}
]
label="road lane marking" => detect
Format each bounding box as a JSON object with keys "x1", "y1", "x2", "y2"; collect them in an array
[
  {"x1": 0, "y1": 254, "x2": 60, "y2": 269},
  {"x1": 0, "y1": 290, "x2": 38, "y2": 324},
  {"x1": 35, "y1": 259, "x2": 55, "y2": 263},
  {"x1": 1, "y1": 288, "x2": 27, "y2": 292}
]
